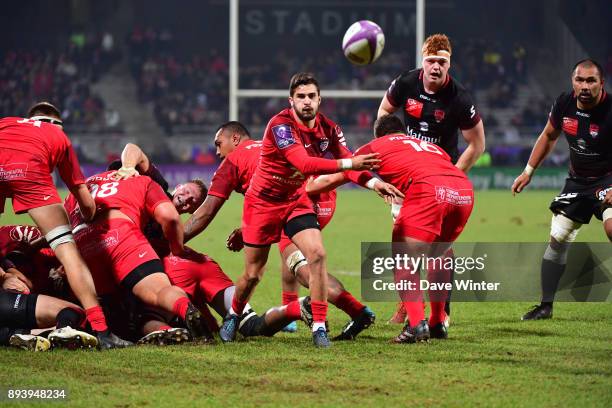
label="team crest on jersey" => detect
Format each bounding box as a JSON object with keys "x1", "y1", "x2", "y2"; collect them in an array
[
  {"x1": 434, "y1": 109, "x2": 445, "y2": 123},
  {"x1": 272, "y1": 124, "x2": 296, "y2": 149},
  {"x1": 589, "y1": 124, "x2": 599, "y2": 138},
  {"x1": 562, "y1": 117, "x2": 578, "y2": 136},
  {"x1": 405, "y1": 98, "x2": 423, "y2": 118},
  {"x1": 319, "y1": 138, "x2": 329, "y2": 151}
]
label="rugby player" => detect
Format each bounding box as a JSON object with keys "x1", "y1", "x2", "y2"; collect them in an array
[
  {"x1": 218, "y1": 72, "x2": 395, "y2": 347},
  {"x1": 512, "y1": 59, "x2": 612, "y2": 320},
  {"x1": 0, "y1": 102, "x2": 127, "y2": 349},
  {"x1": 64, "y1": 170, "x2": 213, "y2": 343},
  {"x1": 354, "y1": 115, "x2": 474, "y2": 343},
  {"x1": 182, "y1": 121, "x2": 395, "y2": 340},
  {"x1": 377, "y1": 34, "x2": 485, "y2": 324}
]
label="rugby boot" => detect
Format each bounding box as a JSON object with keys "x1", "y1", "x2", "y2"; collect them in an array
[
  {"x1": 49, "y1": 326, "x2": 98, "y2": 350},
  {"x1": 521, "y1": 304, "x2": 553, "y2": 321},
  {"x1": 9, "y1": 334, "x2": 51, "y2": 352},
  {"x1": 312, "y1": 327, "x2": 332, "y2": 348},
  {"x1": 392, "y1": 320, "x2": 430, "y2": 344},
  {"x1": 334, "y1": 306, "x2": 376, "y2": 340}
]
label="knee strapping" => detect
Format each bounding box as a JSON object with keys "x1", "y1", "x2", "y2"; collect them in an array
[
  {"x1": 286, "y1": 250, "x2": 308, "y2": 276},
  {"x1": 45, "y1": 225, "x2": 75, "y2": 250},
  {"x1": 549, "y1": 214, "x2": 581, "y2": 243}
]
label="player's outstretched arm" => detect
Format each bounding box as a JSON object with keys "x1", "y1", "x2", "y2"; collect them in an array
[
  {"x1": 154, "y1": 202, "x2": 184, "y2": 255},
  {"x1": 305, "y1": 173, "x2": 349, "y2": 194},
  {"x1": 456, "y1": 120, "x2": 486, "y2": 173},
  {"x1": 512, "y1": 120, "x2": 561, "y2": 195},
  {"x1": 70, "y1": 183, "x2": 96, "y2": 221},
  {"x1": 183, "y1": 195, "x2": 227, "y2": 243}
]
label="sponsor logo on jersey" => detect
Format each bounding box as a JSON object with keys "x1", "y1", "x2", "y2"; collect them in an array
[
  {"x1": 419, "y1": 121, "x2": 429, "y2": 132},
  {"x1": 405, "y1": 98, "x2": 423, "y2": 118},
  {"x1": 406, "y1": 125, "x2": 439, "y2": 144},
  {"x1": 319, "y1": 139, "x2": 329, "y2": 151},
  {"x1": 562, "y1": 117, "x2": 578, "y2": 136},
  {"x1": 553, "y1": 192, "x2": 578, "y2": 203},
  {"x1": 272, "y1": 124, "x2": 296, "y2": 149},
  {"x1": 9, "y1": 225, "x2": 40, "y2": 243},
  {"x1": 589, "y1": 124, "x2": 599, "y2": 138},
  {"x1": 0, "y1": 162, "x2": 28, "y2": 181},
  {"x1": 434, "y1": 109, "x2": 445, "y2": 122},
  {"x1": 576, "y1": 111, "x2": 590, "y2": 118},
  {"x1": 595, "y1": 187, "x2": 612, "y2": 201}
]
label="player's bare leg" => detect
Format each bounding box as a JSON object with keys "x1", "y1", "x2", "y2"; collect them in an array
[
  {"x1": 603, "y1": 209, "x2": 612, "y2": 241},
  {"x1": 290, "y1": 227, "x2": 331, "y2": 347},
  {"x1": 220, "y1": 245, "x2": 270, "y2": 342},
  {"x1": 28, "y1": 204, "x2": 99, "y2": 309},
  {"x1": 131, "y1": 273, "x2": 212, "y2": 342},
  {"x1": 281, "y1": 243, "x2": 375, "y2": 340}
]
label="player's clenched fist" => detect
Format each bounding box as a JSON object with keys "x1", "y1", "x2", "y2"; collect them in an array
[
  {"x1": 351, "y1": 152, "x2": 380, "y2": 171},
  {"x1": 511, "y1": 172, "x2": 531, "y2": 195},
  {"x1": 226, "y1": 228, "x2": 244, "y2": 252}
]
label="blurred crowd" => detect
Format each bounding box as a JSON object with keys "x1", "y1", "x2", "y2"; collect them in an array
[{"x1": 0, "y1": 31, "x2": 122, "y2": 133}]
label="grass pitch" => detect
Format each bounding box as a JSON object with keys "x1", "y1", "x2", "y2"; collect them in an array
[{"x1": 0, "y1": 190, "x2": 610, "y2": 407}]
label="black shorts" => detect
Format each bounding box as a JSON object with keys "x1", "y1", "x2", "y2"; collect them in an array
[
  {"x1": 0, "y1": 290, "x2": 38, "y2": 329},
  {"x1": 549, "y1": 173, "x2": 612, "y2": 224}
]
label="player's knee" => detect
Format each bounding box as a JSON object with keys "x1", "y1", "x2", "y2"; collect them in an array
[
  {"x1": 244, "y1": 267, "x2": 264, "y2": 285},
  {"x1": 285, "y1": 250, "x2": 308, "y2": 276},
  {"x1": 549, "y1": 214, "x2": 581, "y2": 244},
  {"x1": 304, "y1": 245, "x2": 326, "y2": 266},
  {"x1": 44, "y1": 225, "x2": 75, "y2": 251}
]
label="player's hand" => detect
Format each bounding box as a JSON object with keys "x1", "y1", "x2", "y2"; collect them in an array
[
  {"x1": 373, "y1": 181, "x2": 405, "y2": 204},
  {"x1": 2, "y1": 275, "x2": 30, "y2": 293},
  {"x1": 112, "y1": 167, "x2": 139, "y2": 180},
  {"x1": 226, "y1": 228, "x2": 244, "y2": 252},
  {"x1": 511, "y1": 173, "x2": 531, "y2": 195},
  {"x1": 351, "y1": 153, "x2": 380, "y2": 171},
  {"x1": 5, "y1": 268, "x2": 33, "y2": 290}
]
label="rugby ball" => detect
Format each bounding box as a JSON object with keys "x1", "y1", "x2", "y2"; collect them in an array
[{"x1": 342, "y1": 20, "x2": 385, "y2": 65}]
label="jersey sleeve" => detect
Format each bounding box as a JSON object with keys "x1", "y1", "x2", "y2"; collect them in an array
[
  {"x1": 57, "y1": 142, "x2": 86, "y2": 188},
  {"x1": 455, "y1": 91, "x2": 481, "y2": 130},
  {"x1": 548, "y1": 93, "x2": 567, "y2": 130},
  {"x1": 144, "y1": 178, "x2": 172, "y2": 215},
  {"x1": 208, "y1": 157, "x2": 239, "y2": 199},
  {"x1": 385, "y1": 73, "x2": 408, "y2": 108}
]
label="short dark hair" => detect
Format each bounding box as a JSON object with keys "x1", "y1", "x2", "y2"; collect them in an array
[
  {"x1": 374, "y1": 115, "x2": 406, "y2": 138},
  {"x1": 187, "y1": 178, "x2": 208, "y2": 202},
  {"x1": 27, "y1": 101, "x2": 61, "y2": 119},
  {"x1": 216, "y1": 121, "x2": 251, "y2": 138},
  {"x1": 289, "y1": 72, "x2": 320, "y2": 96},
  {"x1": 572, "y1": 59, "x2": 604, "y2": 80}
]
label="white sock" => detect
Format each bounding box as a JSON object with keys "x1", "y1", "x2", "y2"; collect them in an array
[{"x1": 312, "y1": 322, "x2": 326, "y2": 332}]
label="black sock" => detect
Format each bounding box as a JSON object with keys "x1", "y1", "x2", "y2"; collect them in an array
[
  {"x1": 541, "y1": 259, "x2": 565, "y2": 305},
  {"x1": 56, "y1": 307, "x2": 86, "y2": 329}
]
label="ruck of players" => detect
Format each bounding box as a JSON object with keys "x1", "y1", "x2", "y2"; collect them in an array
[{"x1": 1, "y1": 33, "x2": 610, "y2": 351}]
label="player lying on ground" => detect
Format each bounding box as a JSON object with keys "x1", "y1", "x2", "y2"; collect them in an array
[
  {"x1": 0, "y1": 228, "x2": 97, "y2": 350},
  {"x1": 0, "y1": 102, "x2": 127, "y2": 349},
  {"x1": 354, "y1": 115, "x2": 474, "y2": 343},
  {"x1": 512, "y1": 58, "x2": 612, "y2": 320},
  {"x1": 64, "y1": 170, "x2": 213, "y2": 343}
]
